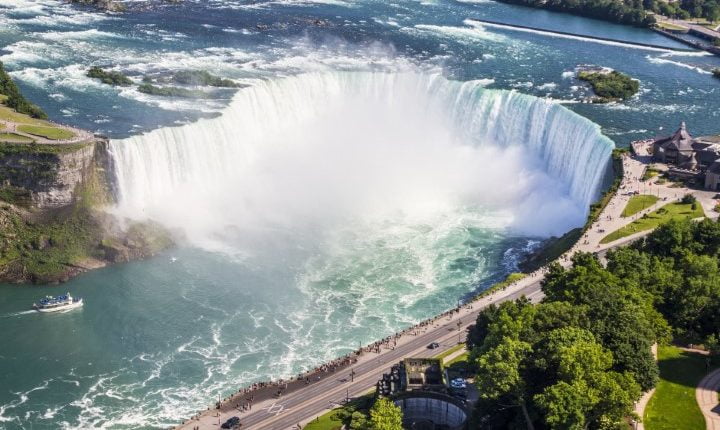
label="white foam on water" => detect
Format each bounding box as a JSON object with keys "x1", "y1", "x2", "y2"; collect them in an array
[
  {"x1": 465, "y1": 19, "x2": 695, "y2": 53},
  {"x1": 646, "y1": 55, "x2": 713, "y2": 74},
  {"x1": 408, "y1": 23, "x2": 507, "y2": 43}
]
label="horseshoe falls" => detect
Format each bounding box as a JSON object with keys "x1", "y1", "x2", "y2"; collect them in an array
[
  {"x1": 109, "y1": 72, "x2": 614, "y2": 251},
  {"x1": 0, "y1": 70, "x2": 616, "y2": 429}
]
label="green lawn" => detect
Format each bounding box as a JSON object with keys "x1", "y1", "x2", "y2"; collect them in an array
[
  {"x1": 644, "y1": 345, "x2": 715, "y2": 430},
  {"x1": 445, "y1": 351, "x2": 469, "y2": 366},
  {"x1": 0, "y1": 132, "x2": 34, "y2": 143},
  {"x1": 0, "y1": 105, "x2": 52, "y2": 126},
  {"x1": 621, "y1": 195, "x2": 659, "y2": 217},
  {"x1": 435, "y1": 343, "x2": 466, "y2": 361},
  {"x1": 600, "y1": 202, "x2": 705, "y2": 244},
  {"x1": 642, "y1": 168, "x2": 661, "y2": 181},
  {"x1": 656, "y1": 21, "x2": 688, "y2": 31},
  {"x1": 17, "y1": 124, "x2": 75, "y2": 140},
  {"x1": 303, "y1": 392, "x2": 374, "y2": 430}
]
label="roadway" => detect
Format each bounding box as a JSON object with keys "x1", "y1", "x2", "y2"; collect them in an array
[{"x1": 179, "y1": 278, "x2": 545, "y2": 430}]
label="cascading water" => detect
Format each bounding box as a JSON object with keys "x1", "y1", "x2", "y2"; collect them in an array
[{"x1": 109, "y1": 71, "x2": 614, "y2": 250}]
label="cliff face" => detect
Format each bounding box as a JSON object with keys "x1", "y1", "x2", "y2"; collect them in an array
[
  {"x1": 0, "y1": 139, "x2": 172, "y2": 284},
  {"x1": 0, "y1": 141, "x2": 98, "y2": 208}
]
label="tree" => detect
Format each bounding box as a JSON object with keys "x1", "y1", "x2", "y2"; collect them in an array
[
  {"x1": 0, "y1": 61, "x2": 47, "y2": 119},
  {"x1": 369, "y1": 397, "x2": 403, "y2": 430},
  {"x1": 475, "y1": 336, "x2": 536, "y2": 430},
  {"x1": 534, "y1": 327, "x2": 641, "y2": 429}
]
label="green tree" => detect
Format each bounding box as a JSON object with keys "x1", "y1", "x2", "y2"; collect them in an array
[
  {"x1": 534, "y1": 327, "x2": 641, "y2": 429},
  {"x1": 475, "y1": 336, "x2": 536, "y2": 429},
  {"x1": 369, "y1": 397, "x2": 402, "y2": 430}
]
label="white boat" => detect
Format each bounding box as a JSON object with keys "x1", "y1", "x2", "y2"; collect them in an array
[{"x1": 33, "y1": 293, "x2": 83, "y2": 313}]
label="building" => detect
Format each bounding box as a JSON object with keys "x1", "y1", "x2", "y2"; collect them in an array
[
  {"x1": 650, "y1": 122, "x2": 720, "y2": 190},
  {"x1": 376, "y1": 358, "x2": 469, "y2": 430}
]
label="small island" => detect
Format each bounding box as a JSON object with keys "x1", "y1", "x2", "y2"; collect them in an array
[
  {"x1": 578, "y1": 69, "x2": 640, "y2": 103},
  {"x1": 86, "y1": 66, "x2": 133, "y2": 86},
  {"x1": 170, "y1": 70, "x2": 241, "y2": 88},
  {"x1": 137, "y1": 83, "x2": 213, "y2": 99}
]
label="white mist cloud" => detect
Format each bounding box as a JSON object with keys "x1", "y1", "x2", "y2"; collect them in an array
[{"x1": 111, "y1": 71, "x2": 590, "y2": 253}]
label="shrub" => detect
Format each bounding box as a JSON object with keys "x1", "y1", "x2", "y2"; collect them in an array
[
  {"x1": 681, "y1": 194, "x2": 697, "y2": 204},
  {"x1": 0, "y1": 61, "x2": 47, "y2": 119}
]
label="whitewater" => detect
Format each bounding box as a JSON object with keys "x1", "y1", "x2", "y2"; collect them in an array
[
  {"x1": 110, "y1": 71, "x2": 613, "y2": 250},
  {"x1": 4, "y1": 0, "x2": 720, "y2": 427}
]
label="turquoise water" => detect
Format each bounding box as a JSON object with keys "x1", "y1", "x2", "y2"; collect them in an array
[{"x1": 1, "y1": 0, "x2": 719, "y2": 428}]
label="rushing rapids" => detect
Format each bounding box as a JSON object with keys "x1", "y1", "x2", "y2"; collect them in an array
[{"x1": 109, "y1": 71, "x2": 614, "y2": 248}]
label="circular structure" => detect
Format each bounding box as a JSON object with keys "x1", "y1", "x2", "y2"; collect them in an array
[{"x1": 393, "y1": 391, "x2": 469, "y2": 430}]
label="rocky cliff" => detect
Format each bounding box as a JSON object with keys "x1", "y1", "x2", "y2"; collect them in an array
[
  {"x1": 0, "y1": 139, "x2": 172, "y2": 284},
  {"x1": 0, "y1": 140, "x2": 100, "y2": 208}
]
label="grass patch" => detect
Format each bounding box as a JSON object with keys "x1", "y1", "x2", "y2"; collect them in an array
[
  {"x1": 17, "y1": 124, "x2": 75, "y2": 140},
  {"x1": 0, "y1": 141, "x2": 91, "y2": 155},
  {"x1": 470, "y1": 272, "x2": 527, "y2": 301},
  {"x1": 435, "y1": 343, "x2": 466, "y2": 361},
  {"x1": 656, "y1": 21, "x2": 688, "y2": 31},
  {"x1": 0, "y1": 132, "x2": 34, "y2": 143},
  {"x1": 445, "y1": 351, "x2": 469, "y2": 367},
  {"x1": 303, "y1": 392, "x2": 374, "y2": 430},
  {"x1": 644, "y1": 345, "x2": 715, "y2": 430},
  {"x1": 621, "y1": 194, "x2": 660, "y2": 217},
  {"x1": 601, "y1": 201, "x2": 705, "y2": 244},
  {"x1": 0, "y1": 105, "x2": 53, "y2": 126},
  {"x1": 520, "y1": 228, "x2": 582, "y2": 272},
  {"x1": 643, "y1": 168, "x2": 661, "y2": 181}
]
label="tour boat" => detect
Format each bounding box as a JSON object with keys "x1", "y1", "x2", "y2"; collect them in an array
[{"x1": 33, "y1": 293, "x2": 83, "y2": 313}]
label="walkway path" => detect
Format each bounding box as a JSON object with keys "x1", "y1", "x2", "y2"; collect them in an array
[
  {"x1": 633, "y1": 344, "x2": 658, "y2": 430},
  {"x1": 0, "y1": 118, "x2": 94, "y2": 144},
  {"x1": 697, "y1": 369, "x2": 720, "y2": 430}
]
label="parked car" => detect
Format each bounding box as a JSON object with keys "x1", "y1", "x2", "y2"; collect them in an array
[
  {"x1": 221, "y1": 416, "x2": 241, "y2": 429},
  {"x1": 427, "y1": 342, "x2": 440, "y2": 349}
]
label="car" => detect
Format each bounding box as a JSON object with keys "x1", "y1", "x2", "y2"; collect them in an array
[
  {"x1": 221, "y1": 416, "x2": 241, "y2": 429},
  {"x1": 427, "y1": 342, "x2": 440, "y2": 349}
]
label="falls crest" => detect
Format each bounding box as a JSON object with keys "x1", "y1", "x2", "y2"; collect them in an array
[{"x1": 109, "y1": 72, "x2": 614, "y2": 243}]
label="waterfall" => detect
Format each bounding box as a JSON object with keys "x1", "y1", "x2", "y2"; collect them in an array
[{"x1": 109, "y1": 71, "x2": 614, "y2": 244}]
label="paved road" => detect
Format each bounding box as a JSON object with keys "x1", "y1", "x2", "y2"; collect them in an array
[
  {"x1": 697, "y1": 368, "x2": 720, "y2": 430},
  {"x1": 180, "y1": 280, "x2": 544, "y2": 430}
]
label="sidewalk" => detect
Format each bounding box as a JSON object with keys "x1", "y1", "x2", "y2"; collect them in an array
[{"x1": 697, "y1": 368, "x2": 720, "y2": 430}]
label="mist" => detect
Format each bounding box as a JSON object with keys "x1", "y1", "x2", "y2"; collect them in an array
[{"x1": 110, "y1": 72, "x2": 608, "y2": 253}]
